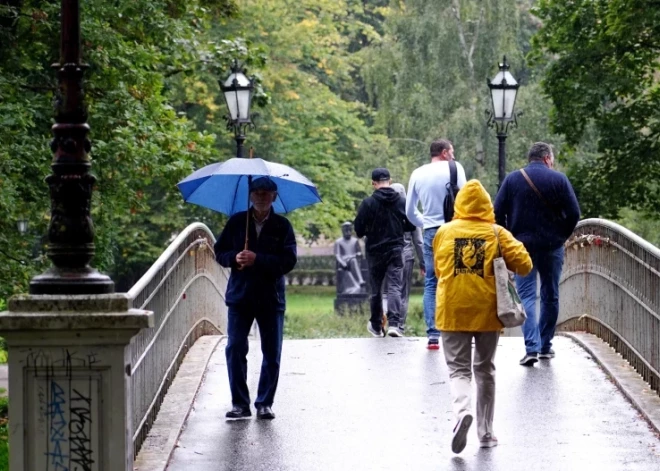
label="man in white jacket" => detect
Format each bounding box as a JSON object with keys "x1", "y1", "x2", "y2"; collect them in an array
[{"x1": 406, "y1": 139, "x2": 466, "y2": 349}]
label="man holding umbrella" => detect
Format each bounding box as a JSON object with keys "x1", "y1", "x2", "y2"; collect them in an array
[{"x1": 214, "y1": 177, "x2": 297, "y2": 420}]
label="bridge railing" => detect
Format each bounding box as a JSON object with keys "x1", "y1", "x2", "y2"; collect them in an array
[
  {"x1": 127, "y1": 222, "x2": 229, "y2": 457},
  {"x1": 558, "y1": 218, "x2": 660, "y2": 395}
]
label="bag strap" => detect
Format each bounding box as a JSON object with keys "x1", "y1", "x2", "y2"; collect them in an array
[
  {"x1": 492, "y1": 224, "x2": 502, "y2": 258},
  {"x1": 448, "y1": 160, "x2": 457, "y2": 187},
  {"x1": 520, "y1": 169, "x2": 563, "y2": 220}
]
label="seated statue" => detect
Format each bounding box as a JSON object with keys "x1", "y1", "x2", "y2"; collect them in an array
[{"x1": 335, "y1": 222, "x2": 366, "y2": 295}]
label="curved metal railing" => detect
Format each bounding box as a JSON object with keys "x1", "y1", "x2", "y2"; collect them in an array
[
  {"x1": 558, "y1": 218, "x2": 660, "y2": 395},
  {"x1": 127, "y1": 222, "x2": 229, "y2": 456}
]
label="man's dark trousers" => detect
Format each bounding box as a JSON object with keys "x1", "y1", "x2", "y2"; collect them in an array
[
  {"x1": 367, "y1": 250, "x2": 403, "y2": 329},
  {"x1": 226, "y1": 307, "x2": 285, "y2": 408}
]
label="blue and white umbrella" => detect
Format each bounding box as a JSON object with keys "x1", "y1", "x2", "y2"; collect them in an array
[{"x1": 177, "y1": 157, "x2": 322, "y2": 215}]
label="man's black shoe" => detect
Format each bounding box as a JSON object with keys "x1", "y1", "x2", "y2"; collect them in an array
[
  {"x1": 519, "y1": 353, "x2": 538, "y2": 366},
  {"x1": 538, "y1": 349, "x2": 555, "y2": 359},
  {"x1": 257, "y1": 405, "x2": 276, "y2": 420},
  {"x1": 225, "y1": 405, "x2": 251, "y2": 420}
]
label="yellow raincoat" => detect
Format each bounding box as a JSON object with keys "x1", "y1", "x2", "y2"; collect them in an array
[{"x1": 433, "y1": 179, "x2": 532, "y2": 332}]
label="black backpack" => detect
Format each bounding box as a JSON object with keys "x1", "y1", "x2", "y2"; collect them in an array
[{"x1": 443, "y1": 160, "x2": 460, "y2": 223}]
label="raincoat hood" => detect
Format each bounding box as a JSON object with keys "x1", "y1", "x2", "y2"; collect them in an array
[
  {"x1": 453, "y1": 179, "x2": 495, "y2": 223},
  {"x1": 372, "y1": 187, "x2": 401, "y2": 205}
]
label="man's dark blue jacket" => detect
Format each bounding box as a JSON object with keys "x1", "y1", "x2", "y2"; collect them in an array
[
  {"x1": 214, "y1": 209, "x2": 297, "y2": 311},
  {"x1": 494, "y1": 161, "x2": 580, "y2": 252}
]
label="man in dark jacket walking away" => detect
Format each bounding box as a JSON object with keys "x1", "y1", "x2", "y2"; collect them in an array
[
  {"x1": 494, "y1": 142, "x2": 580, "y2": 367},
  {"x1": 214, "y1": 177, "x2": 297, "y2": 420},
  {"x1": 354, "y1": 168, "x2": 416, "y2": 337}
]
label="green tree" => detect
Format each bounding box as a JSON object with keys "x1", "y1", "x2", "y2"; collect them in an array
[
  {"x1": 0, "y1": 0, "x2": 239, "y2": 299},
  {"x1": 176, "y1": 0, "x2": 388, "y2": 241},
  {"x1": 361, "y1": 0, "x2": 551, "y2": 194},
  {"x1": 530, "y1": 0, "x2": 660, "y2": 217}
]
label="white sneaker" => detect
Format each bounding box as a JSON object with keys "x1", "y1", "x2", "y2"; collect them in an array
[
  {"x1": 367, "y1": 322, "x2": 384, "y2": 338},
  {"x1": 387, "y1": 326, "x2": 403, "y2": 337},
  {"x1": 451, "y1": 413, "x2": 473, "y2": 454},
  {"x1": 480, "y1": 433, "x2": 498, "y2": 448}
]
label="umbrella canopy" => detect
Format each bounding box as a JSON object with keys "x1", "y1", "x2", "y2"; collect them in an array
[{"x1": 177, "y1": 157, "x2": 322, "y2": 215}]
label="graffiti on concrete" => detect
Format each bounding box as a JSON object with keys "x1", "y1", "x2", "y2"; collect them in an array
[{"x1": 22, "y1": 348, "x2": 100, "y2": 471}]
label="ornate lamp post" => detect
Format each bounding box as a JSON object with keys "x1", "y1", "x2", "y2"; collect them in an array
[
  {"x1": 29, "y1": 0, "x2": 114, "y2": 294},
  {"x1": 487, "y1": 56, "x2": 520, "y2": 187},
  {"x1": 220, "y1": 61, "x2": 255, "y2": 158}
]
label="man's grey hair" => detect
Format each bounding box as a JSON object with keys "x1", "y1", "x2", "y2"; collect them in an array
[
  {"x1": 528, "y1": 142, "x2": 554, "y2": 162},
  {"x1": 390, "y1": 183, "x2": 406, "y2": 198}
]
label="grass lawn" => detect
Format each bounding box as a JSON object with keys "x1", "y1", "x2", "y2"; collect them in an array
[{"x1": 285, "y1": 285, "x2": 427, "y2": 338}]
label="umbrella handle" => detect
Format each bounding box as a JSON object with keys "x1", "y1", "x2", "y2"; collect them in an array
[{"x1": 244, "y1": 175, "x2": 251, "y2": 251}]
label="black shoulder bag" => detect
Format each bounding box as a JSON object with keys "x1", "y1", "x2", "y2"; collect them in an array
[{"x1": 443, "y1": 160, "x2": 460, "y2": 222}]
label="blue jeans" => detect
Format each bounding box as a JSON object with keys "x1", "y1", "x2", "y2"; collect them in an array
[
  {"x1": 226, "y1": 307, "x2": 285, "y2": 408},
  {"x1": 423, "y1": 227, "x2": 441, "y2": 340},
  {"x1": 515, "y1": 246, "x2": 565, "y2": 355}
]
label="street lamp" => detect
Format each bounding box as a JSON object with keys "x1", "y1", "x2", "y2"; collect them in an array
[
  {"x1": 29, "y1": 0, "x2": 113, "y2": 294},
  {"x1": 487, "y1": 55, "x2": 520, "y2": 187},
  {"x1": 220, "y1": 61, "x2": 255, "y2": 158},
  {"x1": 16, "y1": 219, "x2": 28, "y2": 236}
]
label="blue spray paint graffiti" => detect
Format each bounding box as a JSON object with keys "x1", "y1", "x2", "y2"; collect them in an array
[
  {"x1": 46, "y1": 380, "x2": 68, "y2": 470},
  {"x1": 26, "y1": 349, "x2": 98, "y2": 471}
]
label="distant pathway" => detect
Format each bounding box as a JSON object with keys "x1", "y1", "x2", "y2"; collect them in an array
[
  {"x1": 168, "y1": 337, "x2": 660, "y2": 471},
  {"x1": 0, "y1": 364, "x2": 7, "y2": 396}
]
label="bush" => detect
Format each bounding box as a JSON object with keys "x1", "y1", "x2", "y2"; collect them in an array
[{"x1": 0, "y1": 396, "x2": 7, "y2": 471}]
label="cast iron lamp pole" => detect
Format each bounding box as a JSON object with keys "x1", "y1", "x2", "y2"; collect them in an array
[
  {"x1": 220, "y1": 61, "x2": 255, "y2": 158},
  {"x1": 487, "y1": 56, "x2": 521, "y2": 187},
  {"x1": 29, "y1": 0, "x2": 114, "y2": 294}
]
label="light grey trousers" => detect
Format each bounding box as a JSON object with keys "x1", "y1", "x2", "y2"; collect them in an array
[{"x1": 441, "y1": 331, "x2": 500, "y2": 440}]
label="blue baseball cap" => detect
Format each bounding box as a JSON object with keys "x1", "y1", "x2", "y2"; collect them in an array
[{"x1": 249, "y1": 177, "x2": 278, "y2": 192}]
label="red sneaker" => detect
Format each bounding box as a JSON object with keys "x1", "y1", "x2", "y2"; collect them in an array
[{"x1": 427, "y1": 339, "x2": 440, "y2": 350}]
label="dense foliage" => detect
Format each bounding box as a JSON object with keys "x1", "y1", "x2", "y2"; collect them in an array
[
  {"x1": 2, "y1": 0, "x2": 659, "y2": 302},
  {"x1": 531, "y1": 0, "x2": 660, "y2": 218},
  {"x1": 361, "y1": 0, "x2": 557, "y2": 193},
  {"x1": 0, "y1": 0, "x2": 236, "y2": 295},
  {"x1": 0, "y1": 0, "x2": 386, "y2": 297},
  {"x1": 176, "y1": 0, "x2": 388, "y2": 241}
]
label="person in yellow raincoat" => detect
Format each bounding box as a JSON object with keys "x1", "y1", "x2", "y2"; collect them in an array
[{"x1": 433, "y1": 179, "x2": 532, "y2": 454}]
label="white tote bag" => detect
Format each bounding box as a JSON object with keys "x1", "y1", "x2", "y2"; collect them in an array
[{"x1": 492, "y1": 225, "x2": 527, "y2": 328}]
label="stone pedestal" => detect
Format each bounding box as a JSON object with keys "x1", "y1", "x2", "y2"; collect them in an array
[{"x1": 0, "y1": 294, "x2": 153, "y2": 471}]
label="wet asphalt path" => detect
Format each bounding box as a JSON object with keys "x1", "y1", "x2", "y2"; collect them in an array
[{"x1": 167, "y1": 336, "x2": 660, "y2": 471}]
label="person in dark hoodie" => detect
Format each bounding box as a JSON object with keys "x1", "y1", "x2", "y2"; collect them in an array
[
  {"x1": 214, "y1": 177, "x2": 297, "y2": 421},
  {"x1": 354, "y1": 168, "x2": 416, "y2": 337}
]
